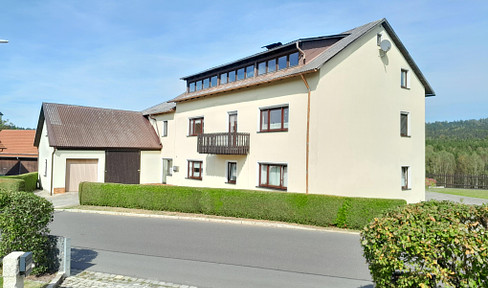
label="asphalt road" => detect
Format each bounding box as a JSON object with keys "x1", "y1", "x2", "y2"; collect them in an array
[{"x1": 49, "y1": 211, "x2": 373, "y2": 288}]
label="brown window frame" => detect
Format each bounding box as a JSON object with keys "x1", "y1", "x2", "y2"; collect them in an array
[
  {"x1": 259, "y1": 163, "x2": 287, "y2": 190},
  {"x1": 189, "y1": 117, "x2": 204, "y2": 136},
  {"x1": 188, "y1": 160, "x2": 203, "y2": 180},
  {"x1": 260, "y1": 106, "x2": 289, "y2": 132}
]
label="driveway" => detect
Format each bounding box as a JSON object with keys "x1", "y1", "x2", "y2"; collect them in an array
[
  {"x1": 425, "y1": 191, "x2": 488, "y2": 205},
  {"x1": 35, "y1": 190, "x2": 80, "y2": 208}
]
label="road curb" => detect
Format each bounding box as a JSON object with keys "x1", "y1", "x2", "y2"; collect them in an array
[
  {"x1": 46, "y1": 272, "x2": 65, "y2": 288},
  {"x1": 55, "y1": 208, "x2": 360, "y2": 234}
]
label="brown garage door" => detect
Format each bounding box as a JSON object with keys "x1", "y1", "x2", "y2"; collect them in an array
[{"x1": 65, "y1": 159, "x2": 98, "y2": 192}]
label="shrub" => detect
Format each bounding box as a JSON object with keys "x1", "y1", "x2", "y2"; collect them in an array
[
  {"x1": 80, "y1": 182, "x2": 405, "y2": 229},
  {"x1": 425, "y1": 177, "x2": 437, "y2": 188},
  {"x1": 0, "y1": 190, "x2": 54, "y2": 275},
  {"x1": 360, "y1": 200, "x2": 488, "y2": 288},
  {"x1": 0, "y1": 177, "x2": 25, "y2": 192},
  {"x1": 2, "y1": 172, "x2": 38, "y2": 192}
]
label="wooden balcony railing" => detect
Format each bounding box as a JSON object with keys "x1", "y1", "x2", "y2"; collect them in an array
[{"x1": 197, "y1": 132, "x2": 250, "y2": 155}]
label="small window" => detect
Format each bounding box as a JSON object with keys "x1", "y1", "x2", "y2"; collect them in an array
[
  {"x1": 227, "y1": 162, "x2": 237, "y2": 184},
  {"x1": 401, "y1": 69, "x2": 409, "y2": 88},
  {"x1": 211, "y1": 76, "x2": 218, "y2": 87},
  {"x1": 44, "y1": 159, "x2": 48, "y2": 177},
  {"x1": 237, "y1": 68, "x2": 245, "y2": 81},
  {"x1": 278, "y1": 55, "x2": 287, "y2": 70},
  {"x1": 229, "y1": 70, "x2": 236, "y2": 83},
  {"x1": 189, "y1": 82, "x2": 196, "y2": 92},
  {"x1": 259, "y1": 163, "x2": 287, "y2": 190},
  {"x1": 203, "y1": 78, "x2": 210, "y2": 89},
  {"x1": 289, "y1": 52, "x2": 299, "y2": 67},
  {"x1": 258, "y1": 62, "x2": 266, "y2": 75},
  {"x1": 220, "y1": 73, "x2": 228, "y2": 85},
  {"x1": 188, "y1": 160, "x2": 203, "y2": 180},
  {"x1": 162, "y1": 120, "x2": 168, "y2": 137},
  {"x1": 189, "y1": 117, "x2": 204, "y2": 136},
  {"x1": 400, "y1": 112, "x2": 409, "y2": 137},
  {"x1": 260, "y1": 106, "x2": 288, "y2": 132},
  {"x1": 196, "y1": 80, "x2": 202, "y2": 91},
  {"x1": 246, "y1": 65, "x2": 254, "y2": 78},
  {"x1": 268, "y1": 59, "x2": 276, "y2": 73},
  {"x1": 401, "y1": 166, "x2": 410, "y2": 190}
]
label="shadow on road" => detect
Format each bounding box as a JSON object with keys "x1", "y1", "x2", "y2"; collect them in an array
[
  {"x1": 358, "y1": 285, "x2": 374, "y2": 288},
  {"x1": 71, "y1": 248, "x2": 98, "y2": 274}
]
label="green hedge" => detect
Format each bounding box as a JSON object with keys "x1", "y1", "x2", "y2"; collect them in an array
[
  {"x1": 361, "y1": 201, "x2": 488, "y2": 287},
  {"x1": 79, "y1": 182, "x2": 406, "y2": 229},
  {"x1": 2, "y1": 172, "x2": 38, "y2": 192},
  {"x1": 0, "y1": 178, "x2": 25, "y2": 192}
]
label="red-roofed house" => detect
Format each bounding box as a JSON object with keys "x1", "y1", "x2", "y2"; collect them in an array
[{"x1": 0, "y1": 130, "x2": 38, "y2": 176}]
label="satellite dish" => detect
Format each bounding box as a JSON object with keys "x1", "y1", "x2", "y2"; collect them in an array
[{"x1": 380, "y1": 39, "x2": 391, "y2": 53}]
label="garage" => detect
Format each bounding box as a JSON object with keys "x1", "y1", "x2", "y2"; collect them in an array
[{"x1": 65, "y1": 159, "x2": 98, "y2": 192}]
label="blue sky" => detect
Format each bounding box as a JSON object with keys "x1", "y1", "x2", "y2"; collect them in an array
[{"x1": 0, "y1": 0, "x2": 487, "y2": 128}]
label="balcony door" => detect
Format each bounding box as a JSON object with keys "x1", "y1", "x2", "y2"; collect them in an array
[{"x1": 229, "y1": 112, "x2": 238, "y2": 146}]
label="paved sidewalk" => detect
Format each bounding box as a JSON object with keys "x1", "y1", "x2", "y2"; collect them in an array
[{"x1": 60, "y1": 270, "x2": 198, "y2": 288}]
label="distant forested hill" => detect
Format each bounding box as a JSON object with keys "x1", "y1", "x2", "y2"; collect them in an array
[
  {"x1": 426, "y1": 118, "x2": 488, "y2": 177},
  {"x1": 426, "y1": 118, "x2": 488, "y2": 139}
]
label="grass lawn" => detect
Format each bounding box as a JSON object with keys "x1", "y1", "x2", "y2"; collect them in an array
[{"x1": 428, "y1": 187, "x2": 488, "y2": 200}]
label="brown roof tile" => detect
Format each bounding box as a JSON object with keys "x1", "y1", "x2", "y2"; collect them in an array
[
  {"x1": 34, "y1": 103, "x2": 161, "y2": 150},
  {"x1": 0, "y1": 130, "x2": 38, "y2": 158}
]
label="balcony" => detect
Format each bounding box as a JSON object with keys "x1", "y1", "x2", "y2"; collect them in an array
[{"x1": 197, "y1": 132, "x2": 250, "y2": 155}]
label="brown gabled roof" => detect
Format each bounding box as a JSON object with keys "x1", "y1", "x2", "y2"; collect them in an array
[
  {"x1": 34, "y1": 103, "x2": 161, "y2": 150},
  {"x1": 0, "y1": 130, "x2": 38, "y2": 158},
  {"x1": 172, "y1": 18, "x2": 434, "y2": 103}
]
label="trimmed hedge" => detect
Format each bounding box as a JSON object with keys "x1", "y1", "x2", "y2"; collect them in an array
[
  {"x1": 79, "y1": 182, "x2": 406, "y2": 229},
  {"x1": 0, "y1": 178, "x2": 25, "y2": 192},
  {"x1": 0, "y1": 190, "x2": 54, "y2": 275},
  {"x1": 2, "y1": 172, "x2": 38, "y2": 192},
  {"x1": 361, "y1": 200, "x2": 488, "y2": 287}
]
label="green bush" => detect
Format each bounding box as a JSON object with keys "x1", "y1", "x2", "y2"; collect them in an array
[
  {"x1": 360, "y1": 200, "x2": 488, "y2": 288},
  {"x1": 2, "y1": 172, "x2": 38, "y2": 192},
  {"x1": 80, "y1": 182, "x2": 405, "y2": 229},
  {"x1": 0, "y1": 178, "x2": 25, "y2": 192},
  {"x1": 0, "y1": 190, "x2": 54, "y2": 275}
]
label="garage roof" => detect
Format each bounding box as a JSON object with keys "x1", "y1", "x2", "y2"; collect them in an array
[{"x1": 34, "y1": 103, "x2": 161, "y2": 150}]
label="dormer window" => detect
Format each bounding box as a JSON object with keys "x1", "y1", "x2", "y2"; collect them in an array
[{"x1": 186, "y1": 51, "x2": 301, "y2": 93}]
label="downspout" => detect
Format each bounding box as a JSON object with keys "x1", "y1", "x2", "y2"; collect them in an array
[
  {"x1": 296, "y1": 41, "x2": 306, "y2": 64},
  {"x1": 50, "y1": 148, "x2": 56, "y2": 196},
  {"x1": 300, "y1": 74, "x2": 311, "y2": 194}
]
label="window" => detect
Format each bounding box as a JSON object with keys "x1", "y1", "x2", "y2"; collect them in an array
[
  {"x1": 246, "y1": 65, "x2": 254, "y2": 78},
  {"x1": 162, "y1": 120, "x2": 168, "y2": 137},
  {"x1": 220, "y1": 73, "x2": 228, "y2": 85},
  {"x1": 258, "y1": 62, "x2": 266, "y2": 75},
  {"x1": 196, "y1": 80, "x2": 202, "y2": 91},
  {"x1": 401, "y1": 166, "x2": 410, "y2": 190},
  {"x1": 278, "y1": 55, "x2": 287, "y2": 70},
  {"x1": 44, "y1": 159, "x2": 48, "y2": 177},
  {"x1": 229, "y1": 70, "x2": 236, "y2": 83},
  {"x1": 189, "y1": 117, "x2": 204, "y2": 136},
  {"x1": 203, "y1": 78, "x2": 210, "y2": 89},
  {"x1": 401, "y1": 69, "x2": 409, "y2": 88},
  {"x1": 211, "y1": 76, "x2": 218, "y2": 87},
  {"x1": 260, "y1": 106, "x2": 288, "y2": 132},
  {"x1": 289, "y1": 52, "x2": 299, "y2": 67},
  {"x1": 268, "y1": 59, "x2": 276, "y2": 73},
  {"x1": 189, "y1": 82, "x2": 195, "y2": 92},
  {"x1": 227, "y1": 162, "x2": 237, "y2": 184},
  {"x1": 400, "y1": 112, "x2": 409, "y2": 137},
  {"x1": 237, "y1": 68, "x2": 245, "y2": 80},
  {"x1": 188, "y1": 160, "x2": 203, "y2": 180},
  {"x1": 259, "y1": 163, "x2": 287, "y2": 190}
]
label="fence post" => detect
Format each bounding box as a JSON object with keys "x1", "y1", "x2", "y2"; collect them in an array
[{"x1": 2, "y1": 251, "x2": 25, "y2": 288}]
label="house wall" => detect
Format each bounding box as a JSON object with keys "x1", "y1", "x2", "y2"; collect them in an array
[
  {"x1": 37, "y1": 121, "x2": 54, "y2": 193},
  {"x1": 140, "y1": 150, "x2": 162, "y2": 183},
  {"x1": 163, "y1": 78, "x2": 309, "y2": 192},
  {"x1": 309, "y1": 25, "x2": 425, "y2": 203},
  {"x1": 52, "y1": 150, "x2": 105, "y2": 193}
]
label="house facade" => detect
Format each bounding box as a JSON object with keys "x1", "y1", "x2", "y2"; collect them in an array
[
  {"x1": 34, "y1": 18, "x2": 434, "y2": 203},
  {"x1": 34, "y1": 103, "x2": 162, "y2": 194},
  {"x1": 143, "y1": 18, "x2": 434, "y2": 203}
]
